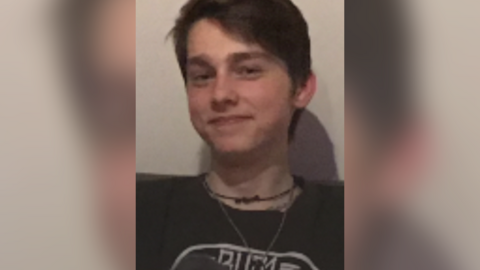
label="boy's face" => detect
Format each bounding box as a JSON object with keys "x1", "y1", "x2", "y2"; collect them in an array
[{"x1": 185, "y1": 19, "x2": 310, "y2": 155}]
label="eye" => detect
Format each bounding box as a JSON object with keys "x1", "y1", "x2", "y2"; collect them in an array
[
  {"x1": 188, "y1": 72, "x2": 214, "y2": 87},
  {"x1": 236, "y1": 66, "x2": 263, "y2": 79},
  {"x1": 193, "y1": 74, "x2": 212, "y2": 81}
]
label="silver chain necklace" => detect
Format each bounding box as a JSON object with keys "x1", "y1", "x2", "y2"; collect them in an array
[{"x1": 203, "y1": 179, "x2": 296, "y2": 268}]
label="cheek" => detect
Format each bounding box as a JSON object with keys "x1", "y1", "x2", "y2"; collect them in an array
[
  {"x1": 187, "y1": 91, "x2": 209, "y2": 123},
  {"x1": 244, "y1": 80, "x2": 293, "y2": 124}
]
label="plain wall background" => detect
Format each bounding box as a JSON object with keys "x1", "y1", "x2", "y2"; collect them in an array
[{"x1": 136, "y1": 0, "x2": 345, "y2": 178}]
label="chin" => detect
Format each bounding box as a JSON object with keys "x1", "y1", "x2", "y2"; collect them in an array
[
  {"x1": 213, "y1": 143, "x2": 251, "y2": 155},
  {"x1": 210, "y1": 137, "x2": 256, "y2": 155}
]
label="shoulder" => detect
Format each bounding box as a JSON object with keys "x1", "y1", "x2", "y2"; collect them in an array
[
  {"x1": 293, "y1": 178, "x2": 344, "y2": 267},
  {"x1": 136, "y1": 173, "x2": 205, "y2": 217},
  {"x1": 301, "y1": 178, "x2": 344, "y2": 203},
  {"x1": 137, "y1": 173, "x2": 203, "y2": 204},
  {"x1": 297, "y1": 178, "x2": 344, "y2": 220},
  {"x1": 136, "y1": 173, "x2": 205, "y2": 261}
]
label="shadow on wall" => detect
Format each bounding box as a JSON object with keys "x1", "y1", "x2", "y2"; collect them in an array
[
  {"x1": 198, "y1": 109, "x2": 338, "y2": 181},
  {"x1": 289, "y1": 109, "x2": 338, "y2": 181}
]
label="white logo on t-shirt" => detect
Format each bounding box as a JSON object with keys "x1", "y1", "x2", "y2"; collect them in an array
[{"x1": 171, "y1": 243, "x2": 319, "y2": 270}]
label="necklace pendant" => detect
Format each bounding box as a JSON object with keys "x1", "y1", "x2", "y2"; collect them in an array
[
  {"x1": 235, "y1": 195, "x2": 260, "y2": 204},
  {"x1": 245, "y1": 195, "x2": 260, "y2": 204}
]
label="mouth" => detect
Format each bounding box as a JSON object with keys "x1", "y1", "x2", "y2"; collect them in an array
[{"x1": 208, "y1": 115, "x2": 253, "y2": 127}]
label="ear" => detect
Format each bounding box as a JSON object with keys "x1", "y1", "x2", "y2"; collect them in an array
[{"x1": 293, "y1": 73, "x2": 317, "y2": 109}]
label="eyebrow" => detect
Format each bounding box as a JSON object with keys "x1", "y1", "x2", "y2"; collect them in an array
[
  {"x1": 186, "y1": 51, "x2": 280, "y2": 70},
  {"x1": 228, "y1": 51, "x2": 277, "y2": 65},
  {"x1": 186, "y1": 55, "x2": 214, "y2": 70}
]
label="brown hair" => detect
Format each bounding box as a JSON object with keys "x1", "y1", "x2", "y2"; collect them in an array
[{"x1": 170, "y1": 0, "x2": 311, "y2": 88}]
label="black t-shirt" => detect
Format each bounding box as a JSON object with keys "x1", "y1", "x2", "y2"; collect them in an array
[{"x1": 137, "y1": 175, "x2": 344, "y2": 270}]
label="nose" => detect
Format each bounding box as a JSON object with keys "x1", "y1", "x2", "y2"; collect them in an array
[{"x1": 211, "y1": 73, "x2": 239, "y2": 111}]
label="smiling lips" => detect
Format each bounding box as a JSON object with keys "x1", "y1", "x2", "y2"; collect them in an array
[{"x1": 208, "y1": 115, "x2": 253, "y2": 127}]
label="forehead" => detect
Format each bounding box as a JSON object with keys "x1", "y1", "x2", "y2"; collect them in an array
[{"x1": 187, "y1": 19, "x2": 264, "y2": 61}]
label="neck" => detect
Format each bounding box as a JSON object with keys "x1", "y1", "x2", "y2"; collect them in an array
[{"x1": 208, "y1": 143, "x2": 292, "y2": 203}]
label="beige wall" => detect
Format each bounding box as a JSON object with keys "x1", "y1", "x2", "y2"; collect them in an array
[
  {"x1": 0, "y1": 1, "x2": 117, "y2": 269},
  {"x1": 136, "y1": 0, "x2": 345, "y2": 178},
  {"x1": 405, "y1": 0, "x2": 480, "y2": 269}
]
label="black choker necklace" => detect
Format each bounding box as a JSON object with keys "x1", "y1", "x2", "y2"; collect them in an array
[{"x1": 203, "y1": 179, "x2": 297, "y2": 204}]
